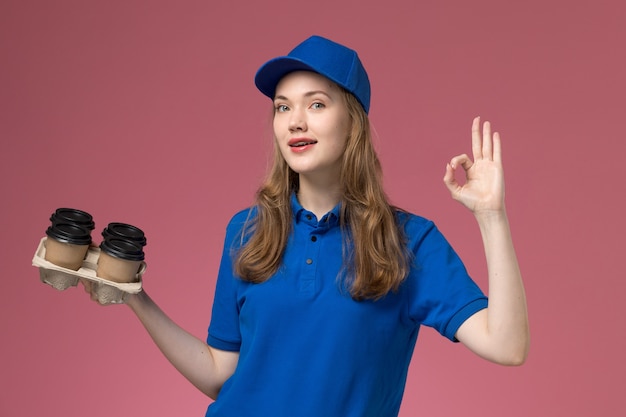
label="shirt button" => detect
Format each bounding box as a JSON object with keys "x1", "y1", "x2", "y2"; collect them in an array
[
  {"x1": 306, "y1": 214, "x2": 312, "y2": 220},
  {"x1": 310, "y1": 236, "x2": 317, "y2": 242},
  {"x1": 306, "y1": 259, "x2": 313, "y2": 265}
]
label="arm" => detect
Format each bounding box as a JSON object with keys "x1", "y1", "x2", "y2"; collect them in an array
[
  {"x1": 443, "y1": 117, "x2": 529, "y2": 366},
  {"x1": 124, "y1": 291, "x2": 239, "y2": 399}
]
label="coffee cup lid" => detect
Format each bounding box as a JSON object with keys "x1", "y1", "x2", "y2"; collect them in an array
[
  {"x1": 50, "y1": 208, "x2": 95, "y2": 231},
  {"x1": 100, "y1": 238, "x2": 145, "y2": 261},
  {"x1": 102, "y1": 222, "x2": 147, "y2": 246},
  {"x1": 46, "y1": 223, "x2": 92, "y2": 245}
]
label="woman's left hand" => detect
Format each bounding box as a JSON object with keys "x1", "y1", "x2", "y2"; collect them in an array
[{"x1": 443, "y1": 116, "x2": 506, "y2": 216}]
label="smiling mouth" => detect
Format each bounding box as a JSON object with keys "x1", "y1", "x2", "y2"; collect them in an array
[{"x1": 289, "y1": 139, "x2": 318, "y2": 148}]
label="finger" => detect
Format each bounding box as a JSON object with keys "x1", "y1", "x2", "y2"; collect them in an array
[
  {"x1": 443, "y1": 162, "x2": 454, "y2": 182},
  {"x1": 450, "y1": 154, "x2": 473, "y2": 171},
  {"x1": 80, "y1": 278, "x2": 92, "y2": 294},
  {"x1": 482, "y1": 120, "x2": 493, "y2": 160},
  {"x1": 472, "y1": 116, "x2": 482, "y2": 160},
  {"x1": 493, "y1": 131, "x2": 502, "y2": 163},
  {"x1": 443, "y1": 163, "x2": 459, "y2": 191}
]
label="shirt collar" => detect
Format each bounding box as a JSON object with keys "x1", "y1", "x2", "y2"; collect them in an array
[{"x1": 290, "y1": 193, "x2": 341, "y2": 228}]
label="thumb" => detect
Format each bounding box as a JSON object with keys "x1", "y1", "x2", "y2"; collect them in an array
[{"x1": 443, "y1": 162, "x2": 460, "y2": 193}]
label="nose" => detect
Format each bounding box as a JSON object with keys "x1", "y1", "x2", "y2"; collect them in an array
[{"x1": 288, "y1": 108, "x2": 307, "y2": 132}]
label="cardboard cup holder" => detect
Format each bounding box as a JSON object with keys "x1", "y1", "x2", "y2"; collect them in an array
[{"x1": 32, "y1": 237, "x2": 145, "y2": 305}]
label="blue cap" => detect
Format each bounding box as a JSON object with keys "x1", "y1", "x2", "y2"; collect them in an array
[{"x1": 255, "y1": 35, "x2": 371, "y2": 113}]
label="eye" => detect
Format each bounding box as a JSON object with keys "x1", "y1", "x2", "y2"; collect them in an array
[
  {"x1": 275, "y1": 104, "x2": 289, "y2": 113},
  {"x1": 311, "y1": 102, "x2": 325, "y2": 110}
]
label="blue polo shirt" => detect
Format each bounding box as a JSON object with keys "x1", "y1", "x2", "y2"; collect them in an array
[{"x1": 206, "y1": 196, "x2": 487, "y2": 417}]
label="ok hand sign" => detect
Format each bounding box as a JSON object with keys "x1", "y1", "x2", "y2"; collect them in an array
[{"x1": 443, "y1": 117, "x2": 506, "y2": 216}]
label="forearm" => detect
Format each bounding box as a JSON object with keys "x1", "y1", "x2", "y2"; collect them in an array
[
  {"x1": 475, "y1": 209, "x2": 529, "y2": 363},
  {"x1": 125, "y1": 291, "x2": 237, "y2": 399}
]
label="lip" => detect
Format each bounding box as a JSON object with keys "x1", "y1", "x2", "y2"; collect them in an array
[
  {"x1": 288, "y1": 137, "x2": 318, "y2": 147},
  {"x1": 288, "y1": 137, "x2": 318, "y2": 153}
]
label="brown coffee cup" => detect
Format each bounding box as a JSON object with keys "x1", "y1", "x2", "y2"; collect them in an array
[
  {"x1": 101, "y1": 222, "x2": 147, "y2": 247},
  {"x1": 97, "y1": 238, "x2": 145, "y2": 283},
  {"x1": 44, "y1": 223, "x2": 92, "y2": 270},
  {"x1": 50, "y1": 208, "x2": 95, "y2": 231}
]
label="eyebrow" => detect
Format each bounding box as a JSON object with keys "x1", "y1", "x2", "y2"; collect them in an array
[{"x1": 274, "y1": 90, "x2": 333, "y2": 102}]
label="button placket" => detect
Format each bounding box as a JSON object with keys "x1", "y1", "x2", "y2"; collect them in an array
[{"x1": 299, "y1": 227, "x2": 321, "y2": 296}]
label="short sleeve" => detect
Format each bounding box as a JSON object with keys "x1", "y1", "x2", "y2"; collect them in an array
[
  {"x1": 404, "y1": 217, "x2": 488, "y2": 341},
  {"x1": 207, "y1": 209, "x2": 254, "y2": 351}
]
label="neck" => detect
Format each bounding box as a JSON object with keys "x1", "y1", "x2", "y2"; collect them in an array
[{"x1": 297, "y1": 175, "x2": 342, "y2": 220}]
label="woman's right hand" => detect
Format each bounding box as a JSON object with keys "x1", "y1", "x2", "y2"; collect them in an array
[{"x1": 79, "y1": 278, "x2": 104, "y2": 303}]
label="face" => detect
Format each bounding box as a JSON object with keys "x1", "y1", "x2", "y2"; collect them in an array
[{"x1": 272, "y1": 71, "x2": 351, "y2": 182}]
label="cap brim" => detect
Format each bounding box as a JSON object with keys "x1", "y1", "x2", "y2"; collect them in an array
[{"x1": 254, "y1": 56, "x2": 319, "y2": 100}]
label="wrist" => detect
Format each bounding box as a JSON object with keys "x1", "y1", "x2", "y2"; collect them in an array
[
  {"x1": 124, "y1": 290, "x2": 146, "y2": 310},
  {"x1": 474, "y1": 208, "x2": 509, "y2": 226}
]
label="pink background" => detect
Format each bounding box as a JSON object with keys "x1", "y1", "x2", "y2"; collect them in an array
[{"x1": 1, "y1": 0, "x2": 624, "y2": 416}]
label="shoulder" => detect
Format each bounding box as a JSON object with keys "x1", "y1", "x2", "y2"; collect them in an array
[
  {"x1": 394, "y1": 209, "x2": 436, "y2": 237},
  {"x1": 394, "y1": 209, "x2": 455, "y2": 255},
  {"x1": 228, "y1": 206, "x2": 257, "y2": 222},
  {"x1": 223, "y1": 206, "x2": 258, "y2": 245},
  {"x1": 226, "y1": 206, "x2": 258, "y2": 230}
]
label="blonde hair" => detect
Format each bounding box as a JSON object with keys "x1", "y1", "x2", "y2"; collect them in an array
[{"x1": 234, "y1": 88, "x2": 410, "y2": 300}]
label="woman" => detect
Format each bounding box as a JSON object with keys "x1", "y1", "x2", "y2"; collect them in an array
[{"x1": 116, "y1": 35, "x2": 528, "y2": 416}]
